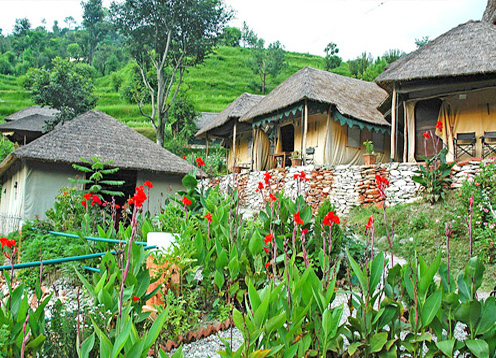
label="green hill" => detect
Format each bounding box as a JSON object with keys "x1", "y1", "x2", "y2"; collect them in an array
[{"x1": 0, "y1": 46, "x2": 331, "y2": 129}]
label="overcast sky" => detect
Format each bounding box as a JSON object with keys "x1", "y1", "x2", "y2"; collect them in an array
[{"x1": 0, "y1": 0, "x2": 487, "y2": 60}]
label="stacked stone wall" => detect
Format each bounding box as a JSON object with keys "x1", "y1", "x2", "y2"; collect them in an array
[{"x1": 202, "y1": 161, "x2": 484, "y2": 217}]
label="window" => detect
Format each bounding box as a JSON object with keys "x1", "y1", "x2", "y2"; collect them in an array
[
  {"x1": 372, "y1": 132, "x2": 385, "y2": 152},
  {"x1": 347, "y1": 126, "x2": 361, "y2": 148}
]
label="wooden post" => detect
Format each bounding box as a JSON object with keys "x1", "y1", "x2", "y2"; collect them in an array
[
  {"x1": 250, "y1": 127, "x2": 255, "y2": 171},
  {"x1": 205, "y1": 133, "x2": 209, "y2": 158},
  {"x1": 303, "y1": 99, "x2": 308, "y2": 164},
  {"x1": 232, "y1": 120, "x2": 237, "y2": 171},
  {"x1": 390, "y1": 87, "x2": 397, "y2": 162}
]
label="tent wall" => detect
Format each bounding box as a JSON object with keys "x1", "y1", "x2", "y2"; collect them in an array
[
  {"x1": 438, "y1": 87, "x2": 496, "y2": 161},
  {"x1": 0, "y1": 160, "x2": 26, "y2": 234},
  {"x1": 24, "y1": 160, "x2": 79, "y2": 221},
  {"x1": 136, "y1": 171, "x2": 184, "y2": 216},
  {"x1": 227, "y1": 131, "x2": 252, "y2": 170},
  {"x1": 253, "y1": 129, "x2": 271, "y2": 171}
]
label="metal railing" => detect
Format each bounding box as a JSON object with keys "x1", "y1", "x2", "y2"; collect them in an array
[{"x1": 0, "y1": 230, "x2": 155, "y2": 272}]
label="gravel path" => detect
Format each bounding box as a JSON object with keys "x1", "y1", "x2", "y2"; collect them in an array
[{"x1": 170, "y1": 327, "x2": 243, "y2": 358}]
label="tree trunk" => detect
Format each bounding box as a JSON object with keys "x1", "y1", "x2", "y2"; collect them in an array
[
  {"x1": 483, "y1": 0, "x2": 496, "y2": 24},
  {"x1": 262, "y1": 72, "x2": 266, "y2": 95}
]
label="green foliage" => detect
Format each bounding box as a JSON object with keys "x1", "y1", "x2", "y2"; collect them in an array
[
  {"x1": 247, "y1": 39, "x2": 286, "y2": 94},
  {"x1": 413, "y1": 148, "x2": 456, "y2": 204},
  {"x1": 458, "y1": 160, "x2": 496, "y2": 263},
  {"x1": 324, "y1": 42, "x2": 342, "y2": 71},
  {"x1": 312, "y1": 199, "x2": 343, "y2": 258},
  {"x1": 69, "y1": 156, "x2": 125, "y2": 197},
  {"x1": 25, "y1": 57, "x2": 97, "y2": 128},
  {"x1": 46, "y1": 187, "x2": 87, "y2": 231}
]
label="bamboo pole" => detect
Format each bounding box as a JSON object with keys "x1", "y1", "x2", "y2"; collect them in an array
[
  {"x1": 232, "y1": 120, "x2": 237, "y2": 171},
  {"x1": 391, "y1": 87, "x2": 397, "y2": 162},
  {"x1": 250, "y1": 127, "x2": 255, "y2": 171},
  {"x1": 206, "y1": 133, "x2": 209, "y2": 157},
  {"x1": 303, "y1": 99, "x2": 308, "y2": 164}
]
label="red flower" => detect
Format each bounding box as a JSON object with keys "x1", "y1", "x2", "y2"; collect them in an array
[
  {"x1": 469, "y1": 195, "x2": 474, "y2": 206},
  {"x1": 323, "y1": 211, "x2": 340, "y2": 226},
  {"x1": 183, "y1": 155, "x2": 187, "y2": 160},
  {"x1": 264, "y1": 172, "x2": 272, "y2": 185},
  {"x1": 269, "y1": 193, "x2": 277, "y2": 201},
  {"x1": 91, "y1": 194, "x2": 102, "y2": 206},
  {"x1": 264, "y1": 247, "x2": 269, "y2": 254},
  {"x1": 293, "y1": 173, "x2": 299, "y2": 180},
  {"x1": 0, "y1": 237, "x2": 9, "y2": 248},
  {"x1": 205, "y1": 212, "x2": 212, "y2": 223},
  {"x1": 256, "y1": 182, "x2": 264, "y2": 192},
  {"x1": 423, "y1": 131, "x2": 431, "y2": 139},
  {"x1": 115, "y1": 204, "x2": 121, "y2": 209},
  {"x1": 144, "y1": 180, "x2": 153, "y2": 188},
  {"x1": 294, "y1": 211, "x2": 304, "y2": 226},
  {"x1": 128, "y1": 186, "x2": 147, "y2": 208},
  {"x1": 181, "y1": 196, "x2": 192, "y2": 206},
  {"x1": 375, "y1": 174, "x2": 389, "y2": 188},
  {"x1": 435, "y1": 121, "x2": 443, "y2": 133},
  {"x1": 81, "y1": 200, "x2": 87, "y2": 208},
  {"x1": 132, "y1": 296, "x2": 140, "y2": 302},
  {"x1": 365, "y1": 215, "x2": 374, "y2": 229},
  {"x1": 300, "y1": 171, "x2": 309, "y2": 182},
  {"x1": 265, "y1": 262, "x2": 271, "y2": 269},
  {"x1": 83, "y1": 192, "x2": 92, "y2": 200},
  {"x1": 195, "y1": 157, "x2": 205, "y2": 167},
  {"x1": 264, "y1": 233, "x2": 273, "y2": 245},
  {"x1": 301, "y1": 228, "x2": 309, "y2": 235}
]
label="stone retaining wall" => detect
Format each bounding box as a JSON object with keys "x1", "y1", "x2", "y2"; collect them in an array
[{"x1": 202, "y1": 161, "x2": 484, "y2": 217}]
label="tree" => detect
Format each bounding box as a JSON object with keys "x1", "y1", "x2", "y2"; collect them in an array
[
  {"x1": 324, "y1": 42, "x2": 342, "y2": 71},
  {"x1": 64, "y1": 16, "x2": 77, "y2": 30},
  {"x1": 240, "y1": 21, "x2": 258, "y2": 48},
  {"x1": 414, "y1": 36, "x2": 430, "y2": 49},
  {"x1": 81, "y1": 0, "x2": 107, "y2": 65},
  {"x1": 219, "y1": 26, "x2": 241, "y2": 47},
  {"x1": 382, "y1": 48, "x2": 405, "y2": 64},
  {"x1": 26, "y1": 57, "x2": 97, "y2": 129},
  {"x1": 67, "y1": 43, "x2": 83, "y2": 61},
  {"x1": 110, "y1": 0, "x2": 231, "y2": 147},
  {"x1": 347, "y1": 52, "x2": 373, "y2": 78},
  {"x1": 248, "y1": 39, "x2": 286, "y2": 95},
  {"x1": 13, "y1": 18, "x2": 31, "y2": 37}
]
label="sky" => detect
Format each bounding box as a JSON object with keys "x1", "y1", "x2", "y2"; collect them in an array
[{"x1": 0, "y1": 0, "x2": 488, "y2": 60}]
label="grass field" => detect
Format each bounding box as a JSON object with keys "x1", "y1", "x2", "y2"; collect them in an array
[{"x1": 0, "y1": 46, "x2": 327, "y2": 128}]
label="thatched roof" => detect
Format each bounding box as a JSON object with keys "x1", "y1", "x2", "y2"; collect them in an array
[
  {"x1": 196, "y1": 93, "x2": 265, "y2": 137},
  {"x1": 376, "y1": 21, "x2": 496, "y2": 89},
  {"x1": 0, "y1": 110, "x2": 203, "y2": 177},
  {"x1": 240, "y1": 67, "x2": 389, "y2": 127},
  {"x1": 4, "y1": 106, "x2": 59, "y2": 122},
  {"x1": 196, "y1": 112, "x2": 219, "y2": 131},
  {"x1": 0, "y1": 114, "x2": 49, "y2": 133}
]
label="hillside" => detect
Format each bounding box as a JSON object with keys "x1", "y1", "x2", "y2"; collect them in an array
[{"x1": 1, "y1": 46, "x2": 334, "y2": 132}]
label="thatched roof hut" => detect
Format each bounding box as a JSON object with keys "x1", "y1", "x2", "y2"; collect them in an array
[
  {"x1": 0, "y1": 110, "x2": 202, "y2": 233},
  {"x1": 196, "y1": 93, "x2": 265, "y2": 138},
  {"x1": 375, "y1": 16, "x2": 496, "y2": 163},
  {"x1": 375, "y1": 21, "x2": 496, "y2": 91},
  {"x1": 4, "y1": 106, "x2": 59, "y2": 122},
  {"x1": 241, "y1": 67, "x2": 388, "y2": 128},
  {"x1": 0, "y1": 110, "x2": 201, "y2": 176}
]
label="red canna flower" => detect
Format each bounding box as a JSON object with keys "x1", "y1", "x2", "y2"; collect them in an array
[
  {"x1": 195, "y1": 157, "x2": 205, "y2": 166},
  {"x1": 132, "y1": 296, "x2": 140, "y2": 302},
  {"x1": 435, "y1": 121, "x2": 443, "y2": 133},
  {"x1": 365, "y1": 215, "x2": 374, "y2": 229},
  {"x1": 264, "y1": 247, "x2": 269, "y2": 254},
  {"x1": 293, "y1": 173, "x2": 299, "y2": 180},
  {"x1": 301, "y1": 228, "x2": 309, "y2": 235},
  {"x1": 181, "y1": 196, "x2": 192, "y2": 206},
  {"x1": 91, "y1": 194, "x2": 102, "y2": 206},
  {"x1": 81, "y1": 200, "x2": 87, "y2": 208},
  {"x1": 265, "y1": 262, "x2": 271, "y2": 269},
  {"x1": 115, "y1": 204, "x2": 120, "y2": 209},
  {"x1": 0, "y1": 237, "x2": 8, "y2": 248},
  {"x1": 205, "y1": 212, "x2": 212, "y2": 223},
  {"x1": 128, "y1": 186, "x2": 147, "y2": 208},
  {"x1": 269, "y1": 193, "x2": 277, "y2": 201},
  {"x1": 264, "y1": 233, "x2": 273, "y2": 245},
  {"x1": 300, "y1": 171, "x2": 309, "y2": 182},
  {"x1": 423, "y1": 131, "x2": 431, "y2": 139},
  {"x1": 144, "y1": 180, "x2": 153, "y2": 188},
  {"x1": 256, "y1": 181, "x2": 264, "y2": 192},
  {"x1": 323, "y1": 211, "x2": 340, "y2": 226},
  {"x1": 264, "y1": 172, "x2": 272, "y2": 185},
  {"x1": 83, "y1": 192, "x2": 92, "y2": 200},
  {"x1": 294, "y1": 211, "x2": 304, "y2": 226},
  {"x1": 183, "y1": 155, "x2": 187, "y2": 160}
]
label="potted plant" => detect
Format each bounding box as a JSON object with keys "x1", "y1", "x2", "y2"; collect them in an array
[
  {"x1": 291, "y1": 151, "x2": 302, "y2": 167},
  {"x1": 363, "y1": 140, "x2": 377, "y2": 165}
]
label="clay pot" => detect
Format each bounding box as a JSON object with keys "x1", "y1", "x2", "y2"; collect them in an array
[
  {"x1": 364, "y1": 154, "x2": 377, "y2": 166},
  {"x1": 291, "y1": 158, "x2": 302, "y2": 167}
]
